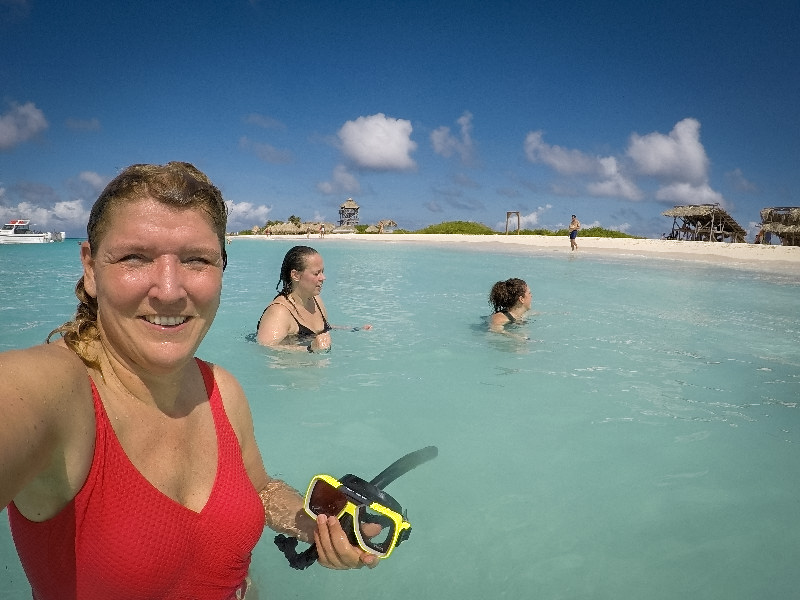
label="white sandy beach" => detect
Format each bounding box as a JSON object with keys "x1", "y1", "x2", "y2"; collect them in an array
[{"x1": 233, "y1": 233, "x2": 800, "y2": 275}]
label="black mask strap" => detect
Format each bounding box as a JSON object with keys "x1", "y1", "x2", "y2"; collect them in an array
[{"x1": 273, "y1": 535, "x2": 318, "y2": 570}]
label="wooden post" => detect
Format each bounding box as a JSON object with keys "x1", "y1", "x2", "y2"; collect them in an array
[{"x1": 505, "y1": 211, "x2": 520, "y2": 234}]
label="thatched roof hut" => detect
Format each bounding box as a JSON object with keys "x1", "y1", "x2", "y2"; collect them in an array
[
  {"x1": 758, "y1": 207, "x2": 800, "y2": 246},
  {"x1": 376, "y1": 219, "x2": 397, "y2": 233},
  {"x1": 269, "y1": 222, "x2": 301, "y2": 235},
  {"x1": 300, "y1": 221, "x2": 336, "y2": 234},
  {"x1": 662, "y1": 204, "x2": 747, "y2": 243}
]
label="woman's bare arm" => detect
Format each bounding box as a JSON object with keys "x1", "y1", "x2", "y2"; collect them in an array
[
  {"x1": 212, "y1": 363, "x2": 315, "y2": 540},
  {"x1": 256, "y1": 303, "x2": 294, "y2": 346},
  {"x1": 0, "y1": 344, "x2": 94, "y2": 518}
]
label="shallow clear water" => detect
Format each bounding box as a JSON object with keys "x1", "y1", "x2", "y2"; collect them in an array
[{"x1": 2, "y1": 239, "x2": 799, "y2": 599}]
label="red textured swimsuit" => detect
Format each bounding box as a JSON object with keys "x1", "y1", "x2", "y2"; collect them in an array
[{"x1": 8, "y1": 359, "x2": 265, "y2": 600}]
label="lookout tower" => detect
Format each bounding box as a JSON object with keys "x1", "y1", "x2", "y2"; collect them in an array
[{"x1": 338, "y1": 198, "x2": 360, "y2": 227}]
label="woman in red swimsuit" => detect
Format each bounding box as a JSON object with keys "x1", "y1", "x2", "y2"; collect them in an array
[{"x1": 1, "y1": 163, "x2": 375, "y2": 600}]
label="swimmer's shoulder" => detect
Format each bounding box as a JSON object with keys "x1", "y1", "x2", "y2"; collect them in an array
[
  {"x1": 265, "y1": 295, "x2": 293, "y2": 314},
  {"x1": 489, "y1": 311, "x2": 510, "y2": 327},
  {"x1": 3, "y1": 342, "x2": 90, "y2": 391}
]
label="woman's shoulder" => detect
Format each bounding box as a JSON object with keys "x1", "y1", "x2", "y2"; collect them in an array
[
  {"x1": 2, "y1": 343, "x2": 94, "y2": 435},
  {"x1": 265, "y1": 295, "x2": 292, "y2": 312},
  {"x1": 489, "y1": 311, "x2": 510, "y2": 326},
  {"x1": 314, "y1": 294, "x2": 328, "y2": 311},
  {"x1": 202, "y1": 361, "x2": 252, "y2": 431},
  {"x1": 3, "y1": 342, "x2": 88, "y2": 386}
]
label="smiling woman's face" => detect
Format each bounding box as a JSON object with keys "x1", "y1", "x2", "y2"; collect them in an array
[{"x1": 81, "y1": 197, "x2": 224, "y2": 375}]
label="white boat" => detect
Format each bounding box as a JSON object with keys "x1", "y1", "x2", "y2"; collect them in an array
[{"x1": 0, "y1": 220, "x2": 65, "y2": 244}]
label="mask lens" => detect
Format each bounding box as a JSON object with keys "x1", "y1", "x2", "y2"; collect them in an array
[
  {"x1": 308, "y1": 478, "x2": 348, "y2": 517},
  {"x1": 356, "y1": 504, "x2": 396, "y2": 555}
]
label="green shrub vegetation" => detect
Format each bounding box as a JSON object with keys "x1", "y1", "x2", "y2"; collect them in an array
[
  {"x1": 389, "y1": 221, "x2": 641, "y2": 238},
  {"x1": 413, "y1": 221, "x2": 497, "y2": 235}
]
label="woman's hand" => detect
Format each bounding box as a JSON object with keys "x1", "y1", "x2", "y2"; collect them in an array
[
  {"x1": 313, "y1": 515, "x2": 378, "y2": 569},
  {"x1": 309, "y1": 332, "x2": 332, "y2": 353}
]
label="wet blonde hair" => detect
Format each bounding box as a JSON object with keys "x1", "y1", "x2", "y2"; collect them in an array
[{"x1": 47, "y1": 162, "x2": 228, "y2": 364}]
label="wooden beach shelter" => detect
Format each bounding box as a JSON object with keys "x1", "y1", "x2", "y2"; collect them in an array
[
  {"x1": 377, "y1": 219, "x2": 397, "y2": 233},
  {"x1": 757, "y1": 207, "x2": 800, "y2": 246},
  {"x1": 338, "y1": 198, "x2": 360, "y2": 228},
  {"x1": 662, "y1": 204, "x2": 747, "y2": 243}
]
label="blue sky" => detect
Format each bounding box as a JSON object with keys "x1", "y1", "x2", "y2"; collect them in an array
[{"x1": 1, "y1": 0, "x2": 798, "y2": 238}]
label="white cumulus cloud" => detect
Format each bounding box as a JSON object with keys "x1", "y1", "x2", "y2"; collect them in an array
[
  {"x1": 524, "y1": 132, "x2": 641, "y2": 200},
  {"x1": 524, "y1": 118, "x2": 725, "y2": 206},
  {"x1": 225, "y1": 200, "x2": 272, "y2": 228},
  {"x1": 78, "y1": 171, "x2": 107, "y2": 193},
  {"x1": 524, "y1": 131, "x2": 600, "y2": 175},
  {"x1": 0, "y1": 101, "x2": 48, "y2": 150},
  {"x1": 587, "y1": 157, "x2": 643, "y2": 201},
  {"x1": 338, "y1": 113, "x2": 417, "y2": 171},
  {"x1": 431, "y1": 111, "x2": 475, "y2": 164},
  {"x1": 51, "y1": 199, "x2": 90, "y2": 225},
  {"x1": 725, "y1": 168, "x2": 757, "y2": 193},
  {"x1": 627, "y1": 118, "x2": 708, "y2": 185},
  {"x1": 316, "y1": 165, "x2": 362, "y2": 195},
  {"x1": 655, "y1": 182, "x2": 725, "y2": 206}
]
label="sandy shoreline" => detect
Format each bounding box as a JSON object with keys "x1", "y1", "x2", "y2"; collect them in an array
[{"x1": 231, "y1": 233, "x2": 800, "y2": 276}]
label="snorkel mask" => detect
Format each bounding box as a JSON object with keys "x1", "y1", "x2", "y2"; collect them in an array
[{"x1": 275, "y1": 446, "x2": 438, "y2": 569}]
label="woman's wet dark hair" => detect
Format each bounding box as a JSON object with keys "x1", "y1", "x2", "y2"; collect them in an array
[
  {"x1": 276, "y1": 246, "x2": 320, "y2": 297},
  {"x1": 47, "y1": 162, "x2": 228, "y2": 365},
  {"x1": 489, "y1": 278, "x2": 528, "y2": 312}
]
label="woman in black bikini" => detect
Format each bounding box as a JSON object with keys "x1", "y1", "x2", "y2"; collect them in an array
[
  {"x1": 256, "y1": 246, "x2": 370, "y2": 351},
  {"x1": 488, "y1": 277, "x2": 532, "y2": 332}
]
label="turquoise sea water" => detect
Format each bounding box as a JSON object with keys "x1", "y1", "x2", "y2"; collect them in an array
[{"x1": 2, "y1": 238, "x2": 799, "y2": 599}]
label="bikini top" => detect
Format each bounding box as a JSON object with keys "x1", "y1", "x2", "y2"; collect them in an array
[
  {"x1": 500, "y1": 310, "x2": 516, "y2": 323},
  {"x1": 257, "y1": 295, "x2": 332, "y2": 336}
]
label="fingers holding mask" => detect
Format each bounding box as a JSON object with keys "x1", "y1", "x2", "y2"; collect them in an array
[{"x1": 314, "y1": 515, "x2": 377, "y2": 570}]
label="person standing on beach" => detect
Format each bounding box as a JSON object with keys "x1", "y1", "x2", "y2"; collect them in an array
[
  {"x1": 1, "y1": 163, "x2": 376, "y2": 600},
  {"x1": 569, "y1": 214, "x2": 581, "y2": 251}
]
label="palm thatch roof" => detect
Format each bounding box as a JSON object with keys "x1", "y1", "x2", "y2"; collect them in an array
[
  {"x1": 269, "y1": 222, "x2": 301, "y2": 234},
  {"x1": 340, "y1": 198, "x2": 359, "y2": 209},
  {"x1": 377, "y1": 219, "x2": 397, "y2": 228},
  {"x1": 662, "y1": 204, "x2": 747, "y2": 243},
  {"x1": 758, "y1": 207, "x2": 800, "y2": 246},
  {"x1": 301, "y1": 221, "x2": 336, "y2": 232}
]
